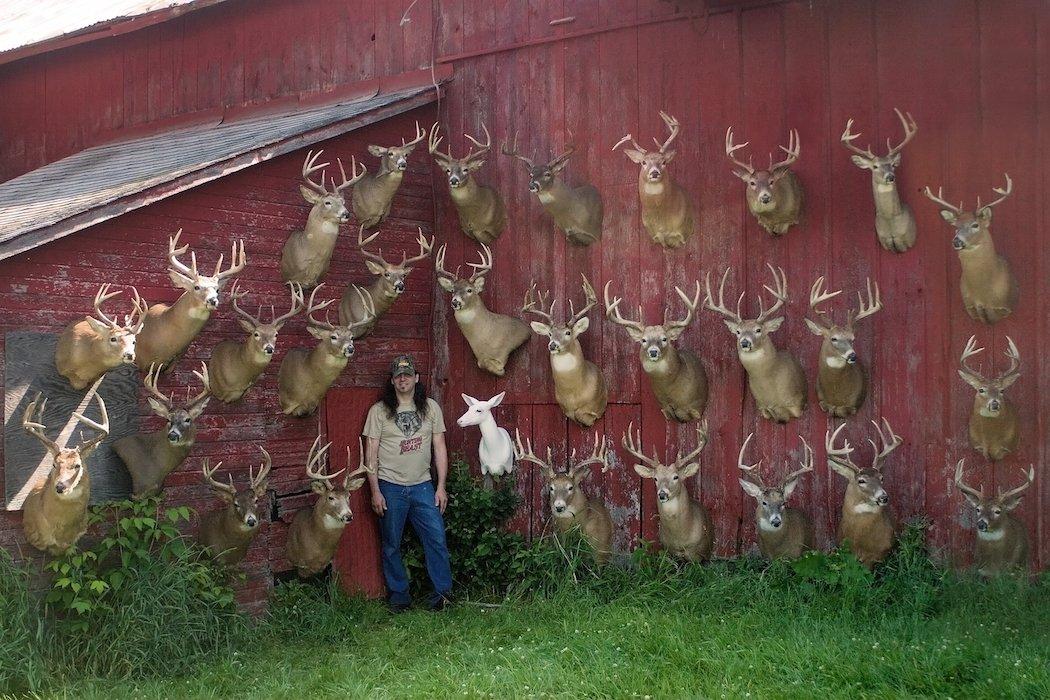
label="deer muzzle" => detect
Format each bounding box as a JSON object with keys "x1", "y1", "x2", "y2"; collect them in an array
[
  {"x1": 647, "y1": 168, "x2": 662, "y2": 181},
  {"x1": 876, "y1": 492, "x2": 889, "y2": 506},
  {"x1": 264, "y1": 345, "x2": 275, "y2": 355},
  {"x1": 448, "y1": 174, "x2": 463, "y2": 188},
  {"x1": 846, "y1": 351, "x2": 858, "y2": 365},
  {"x1": 451, "y1": 297, "x2": 463, "y2": 310},
  {"x1": 528, "y1": 180, "x2": 541, "y2": 193},
  {"x1": 206, "y1": 295, "x2": 219, "y2": 309},
  {"x1": 245, "y1": 514, "x2": 258, "y2": 528},
  {"x1": 769, "y1": 514, "x2": 783, "y2": 528},
  {"x1": 657, "y1": 489, "x2": 670, "y2": 503},
  {"x1": 739, "y1": 338, "x2": 753, "y2": 351},
  {"x1": 952, "y1": 236, "x2": 966, "y2": 250},
  {"x1": 759, "y1": 192, "x2": 772, "y2": 205},
  {"x1": 396, "y1": 157, "x2": 409, "y2": 171},
  {"x1": 393, "y1": 280, "x2": 405, "y2": 293},
  {"x1": 987, "y1": 399, "x2": 1001, "y2": 413},
  {"x1": 977, "y1": 518, "x2": 989, "y2": 532},
  {"x1": 167, "y1": 430, "x2": 182, "y2": 443},
  {"x1": 547, "y1": 340, "x2": 560, "y2": 353},
  {"x1": 343, "y1": 344, "x2": 355, "y2": 358},
  {"x1": 646, "y1": 346, "x2": 661, "y2": 361}
]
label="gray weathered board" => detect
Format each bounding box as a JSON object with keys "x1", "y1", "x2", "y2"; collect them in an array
[{"x1": 4, "y1": 332, "x2": 140, "y2": 509}]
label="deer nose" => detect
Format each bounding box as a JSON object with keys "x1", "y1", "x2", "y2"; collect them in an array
[
  {"x1": 451, "y1": 298, "x2": 462, "y2": 309},
  {"x1": 339, "y1": 211, "x2": 350, "y2": 222},
  {"x1": 877, "y1": 494, "x2": 889, "y2": 506},
  {"x1": 343, "y1": 345, "x2": 355, "y2": 357},
  {"x1": 55, "y1": 482, "x2": 67, "y2": 494},
  {"x1": 846, "y1": 352, "x2": 858, "y2": 364},
  {"x1": 529, "y1": 181, "x2": 540, "y2": 193},
  {"x1": 884, "y1": 173, "x2": 895, "y2": 183},
  {"x1": 167, "y1": 431, "x2": 180, "y2": 443},
  {"x1": 952, "y1": 236, "x2": 965, "y2": 250},
  {"x1": 657, "y1": 491, "x2": 669, "y2": 502},
  {"x1": 977, "y1": 519, "x2": 988, "y2": 531},
  {"x1": 554, "y1": 504, "x2": 566, "y2": 514},
  {"x1": 740, "y1": 339, "x2": 752, "y2": 350},
  {"x1": 648, "y1": 169, "x2": 661, "y2": 180},
  {"x1": 988, "y1": 400, "x2": 1000, "y2": 412},
  {"x1": 246, "y1": 516, "x2": 258, "y2": 528},
  {"x1": 206, "y1": 297, "x2": 219, "y2": 309},
  {"x1": 394, "y1": 281, "x2": 405, "y2": 293},
  {"x1": 548, "y1": 341, "x2": 559, "y2": 352},
  {"x1": 264, "y1": 345, "x2": 275, "y2": 355},
  {"x1": 342, "y1": 513, "x2": 353, "y2": 523},
  {"x1": 397, "y1": 158, "x2": 408, "y2": 170},
  {"x1": 759, "y1": 193, "x2": 772, "y2": 204},
  {"x1": 647, "y1": 348, "x2": 660, "y2": 360},
  {"x1": 123, "y1": 352, "x2": 135, "y2": 362},
  {"x1": 770, "y1": 516, "x2": 782, "y2": 528},
  {"x1": 449, "y1": 175, "x2": 461, "y2": 187}
]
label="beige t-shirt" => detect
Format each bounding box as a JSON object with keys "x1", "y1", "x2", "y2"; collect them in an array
[{"x1": 362, "y1": 398, "x2": 446, "y2": 486}]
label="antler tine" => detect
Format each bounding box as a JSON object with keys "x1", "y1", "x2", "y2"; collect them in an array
[
  {"x1": 72, "y1": 393, "x2": 110, "y2": 456},
  {"x1": 922, "y1": 184, "x2": 964, "y2": 214},
  {"x1": 343, "y1": 438, "x2": 375, "y2": 488},
  {"x1": 513, "y1": 428, "x2": 555, "y2": 478},
  {"x1": 214, "y1": 239, "x2": 246, "y2": 280},
  {"x1": 958, "y1": 334, "x2": 986, "y2": 383},
  {"x1": 143, "y1": 363, "x2": 173, "y2": 408},
  {"x1": 229, "y1": 281, "x2": 262, "y2": 327},
  {"x1": 1000, "y1": 336, "x2": 1021, "y2": 383},
  {"x1": 357, "y1": 224, "x2": 390, "y2": 266},
  {"x1": 167, "y1": 229, "x2": 197, "y2": 281},
  {"x1": 434, "y1": 244, "x2": 457, "y2": 282},
  {"x1": 305, "y1": 435, "x2": 342, "y2": 488},
  {"x1": 978, "y1": 173, "x2": 1013, "y2": 212},
  {"x1": 427, "y1": 122, "x2": 449, "y2": 160},
  {"x1": 676, "y1": 418, "x2": 709, "y2": 467},
  {"x1": 202, "y1": 458, "x2": 237, "y2": 498},
  {"x1": 785, "y1": 435, "x2": 815, "y2": 483},
  {"x1": 345, "y1": 284, "x2": 377, "y2": 330},
  {"x1": 500, "y1": 133, "x2": 535, "y2": 169},
  {"x1": 953, "y1": 458, "x2": 984, "y2": 501},
  {"x1": 850, "y1": 277, "x2": 882, "y2": 325},
  {"x1": 301, "y1": 149, "x2": 331, "y2": 194},
  {"x1": 725, "y1": 126, "x2": 754, "y2": 174},
  {"x1": 808, "y1": 276, "x2": 841, "y2": 328},
  {"x1": 521, "y1": 282, "x2": 556, "y2": 323},
  {"x1": 404, "y1": 120, "x2": 427, "y2": 147},
  {"x1": 573, "y1": 433, "x2": 610, "y2": 473},
  {"x1": 22, "y1": 393, "x2": 60, "y2": 455},
  {"x1": 825, "y1": 422, "x2": 858, "y2": 472},
  {"x1": 840, "y1": 118, "x2": 877, "y2": 159},
  {"x1": 250, "y1": 446, "x2": 272, "y2": 495},
  {"x1": 272, "y1": 282, "x2": 305, "y2": 328},
  {"x1": 462, "y1": 122, "x2": 492, "y2": 160},
  {"x1": 126, "y1": 286, "x2": 149, "y2": 332},
  {"x1": 612, "y1": 132, "x2": 647, "y2": 154},
  {"x1": 657, "y1": 110, "x2": 680, "y2": 153},
  {"x1": 90, "y1": 283, "x2": 124, "y2": 327},
  {"x1": 188, "y1": 361, "x2": 211, "y2": 407},
  {"x1": 467, "y1": 242, "x2": 493, "y2": 283},
  {"x1": 669, "y1": 280, "x2": 702, "y2": 332},
  {"x1": 549, "y1": 144, "x2": 576, "y2": 168},
  {"x1": 868, "y1": 418, "x2": 902, "y2": 471},
  {"x1": 886, "y1": 108, "x2": 918, "y2": 156},
  {"x1": 305, "y1": 283, "x2": 337, "y2": 330},
  {"x1": 756, "y1": 263, "x2": 788, "y2": 322},
  {"x1": 998, "y1": 465, "x2": 1035, "y2": 502},
  {"x1": 603, "y1": 281, "x2": 646, "y2": 334},
  {"x1": 567, "y1": 274, "x2": 597, "y2": 326},
  {"x1": 333, "y1": 155, "x2": 367, "y2": 192},
  {"x1": 770, "y1": 129, "x2": 801, "y2": 171},
  {"x1": 402, "y1": 227, "x2": 435, "y2": 267},
  {"x1": 704, "y1": 268, "x2": 743, "y2": 323},
  {"x1": 737, "y1": 432, "x2": 763, "y2": 484},
  {"x1": 621, "y1": 421, "x2": 663, "y2": 471}
]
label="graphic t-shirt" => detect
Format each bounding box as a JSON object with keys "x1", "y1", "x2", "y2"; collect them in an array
[{"x1": 362, "y1": 398, "x2": 446, "y2": 485}]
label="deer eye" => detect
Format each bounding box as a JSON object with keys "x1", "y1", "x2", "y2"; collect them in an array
[
  {"x1": 970, "y1": 222, "x2": 979, "y2": 230},
  {"x1": 755, "y1": 328, "x2": 762, "y2": 334},
  {"x1": 672, "y1": 475, "x2": 679, "y2": 481},
  {"x1": 330, "y1": 334, "x2": 337, "y2": 341},
  {"x1": 857, "y1": 478, "x2": 867, "y2": 485},
  {"x1": 978, "y1": 388, "x2": 986, "y2": 395},
  {"x1": 193, "y1": 285, "x2": 200, "y2": 291},
  {"x1": 544, "y1": 170, "x2": 551, "y2": 177},
  {"x1": 749, "y1": 180, "x2": 756, "y2": 187},
  {"x1": 993, "y1": 508, "x2": 1002, "y2": 516},
  {"x1": 110, "y1": 336, "x2": 118, "y2": 343},
  {"x1": 549, "y1": 485, "x2": 554, "y2": 493},
  {"x1": 324, "y1": 201, "x2": 332, "y2": 208},
  {"x1": 563, "y1": 330, "x2": 571, "y2": 338},
  {"x1": 733, "y1": 329, "x2": 740, "y2": 335},
  {"x1": 566, "y1": 485, "x2": 573, "y2": 492},
  {"x1": 182, "y1": 417, "x2": 191, "y2": 426},
  {"x1": 466, "y1": 287, "x2": 473, "y2": 294},
  {"x1": 761, "y1": 500, "x2": 768, "y2": 506},
  {"x1": 660, "y1": 336, "x2": 667, "y2": 343},
  {"x1": 253, "y1": 332, "x2": 260, "y2": 338}
]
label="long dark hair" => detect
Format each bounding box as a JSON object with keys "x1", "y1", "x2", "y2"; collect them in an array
[{"x1": 380, "y1": 375, "x2": 429, "y2": 419}]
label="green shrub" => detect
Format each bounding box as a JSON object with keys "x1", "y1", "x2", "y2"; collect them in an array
[{"x1": 0, "y1": 550, "x2": 47, "y2": 695}]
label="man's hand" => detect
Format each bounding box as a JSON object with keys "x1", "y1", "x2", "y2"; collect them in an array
[
  {"x1": 434, "y1": 485, "x2": 448, "y2": 514},
  {"x1": 371, "y1": 488, "x2": 387, "y2": 516}
]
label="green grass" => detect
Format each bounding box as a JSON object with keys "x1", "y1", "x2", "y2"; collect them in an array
[{"x1": 41, "y1": 560, "x2": 1050, "y2": 699}]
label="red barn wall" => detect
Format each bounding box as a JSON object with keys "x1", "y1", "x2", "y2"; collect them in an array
[
  {"x1": 0, "y1": 0, "x2": 1046, "y2": 581},
  {"x1": 0, "y1": 107, "x2": 436, "y2": 611}
]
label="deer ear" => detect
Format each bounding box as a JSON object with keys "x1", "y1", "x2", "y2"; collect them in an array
[
  {"x1": 723, "y1": 319, "x2": 741, "y2": 334},
  {"x1": 623, "y1": 149, "x2": 646, "y2": 164},
  {"x1": 367, "y1": 145, "x2": 387, "y2": 157},
  {"x1": 530, "y1": 321, "x2": 551, "y2": 336},
  {"x1": 977, "y1": 207, "x2": 993, "y2": 223},
  {"x1": 763, "y1": 317, "x2": 784, "y2": 334},
  {"x1": 828, "y1": 459, "x2": 855, "y2": 480},
  {"x1": 347, "y1": 477, "x2": 366, "y2": 492},
  {"x1": 624, "y1": 325, "x2": 646, "y2": 342},
  {"x1": 804, "y1": 318, "x2": 826, "y2": 336},
  {"x1": 461, "y1": 393, "x2": 478, "y2": 407},
  {"x1": 850, "y1": 155, "x2": 872, "y2": 170},
  {"x1": 147, "y1": 398, "x2": 170, "y2": 418},
  {"x1": 188, "y1": 396, "x2": 211, "y2": 418},
  {"x1": 365, "y1": 260, "x2": 387, "y2": 276},
  {"x1": 310, "y1": 481, "x2": 327, "y2": 495},
  {"x1": 1000, "y1": 373, "x2": 1020, "y2": 390},
  {"x1": 167, "y1": 269, "x2": 194, "y2": 291},
  {"x1": 217, "y1": 489, "x2": 235, "y2": 504},
  {"x1": 550, "y1": 159, "x2": 570, "y2": 173},
  {"x1": 85, "y1": 316, "x2": 111, "y2": 334},
  {"x1": 299, "y1": 185, "x2": 323, "y2": 204},
  {"x1": 731, "y1": 168, "x2": 751, "y2": 182},
  {"x1": 237, "y1": 318, "x2": 256, "y2": 334},
  {"x1": 489, "y1": 391, "x2": 506, "y2": 408},
  {"x1": 890, "y1": 153, "x2": 902, "y2": 167},
  {"x1": 662, "y1": 149, "x2": 676, "y2": 163},
  {"x1": 307, "y1": 325, "x2": 329, "y2": 340},
  {"x1": 739, "y1": 478, "x2": 763, "y2": 499},
  {"x1": 473, "y1": 276, "x2": 486, "y2": 293},
  {"x1": 1001, "y1": 495, "x2": 1025, "y2": 512},
  {"x1": 782, "y1": 477, "x2": 800, "y2": 500},
  {"x1": 572, "y1": 316, "x2": 590, "y2": 336},
  {"x1": 957, "y1": 369, "x2": 984, "y2": 391},
  {"x1": 679, "y1": 461, "x2": 700, "y2": 478},
  {"x1": 665, "y1": 325, "x2": 685, "y2": 341},
  {"x1": 959, "y1": 490, "x2": 982, "y2": 508},
  {"x1": 633, "y1": 464, "x2": 655, "y2": 479},
  {"x1": 939, "y1": 209, "x2": 957, "y2": 224},
  {"x1": 571, "y1": 465, "x2": 592, "y2": 483},
  {"x1": 466, "y1": 159, "x2": 486, "y2": 172},
  {"x1": 437, "y1": 277, "x2": 455, "y2": 292}
]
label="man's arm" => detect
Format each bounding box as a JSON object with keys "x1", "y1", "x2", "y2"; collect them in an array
[
  {"x1": 366, "y1": 436, "x2": 385, "y2": 516},
  {"x1": 433, "y1": 431, "x2": 448, "y2": 513}
]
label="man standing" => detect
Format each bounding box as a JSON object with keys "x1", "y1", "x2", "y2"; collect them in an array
[{"x1": 363, "y1": 354, "x2": 452, "y2": 612}]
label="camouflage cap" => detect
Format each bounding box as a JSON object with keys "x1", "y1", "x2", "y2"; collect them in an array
[{"x1": 390, "y1": 354, "x2": 417, "y2": 378}]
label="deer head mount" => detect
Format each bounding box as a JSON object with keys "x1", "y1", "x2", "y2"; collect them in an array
[
  {"x1": 523, "y1": 275, "x2": 608, "y2": 427},
  {"x1": 502, "y1": 137, "x2": 603, "y2": 246},
  {"x1": 435, "y1": 243, "x2": 531, "y2": 377},
  {"x1": 429, "y1": 122, "x2": 507, "y2": 244},
  {"x1": 457, "y1": 392, "x2": 514, "y2": 483},
  {"x1": 21, "y1": 392, "x2": 109, "y2": 555},
  {"x1": 725, "y1": 127, "x2": 803, "y2": 236},
  {"x1": 957, "y1": 335, "x2": 1021, "y2": 461},
  {"x1": 197, "y1": 446, "x2": 272, "y2": 567},
  {"x1": 55, "y1": 284, "x2": 148, "y2": 390},
  {"x1": 737, "y1": 433, "x2": 814, "y2": 560},
  {"x1": 704, "y1": 265, "x2": 807, "y2": 423},
  {"x1": 286, "y1": 436, "x2": 374, "y2": 577},
  {"x1": 207, "y1": 281, "x2": 304, "y2": 403},
  {"x1": 613, "y1": 111, "x2": 696, "y2": 248},
  {"x1": 954, "y1": 459, "x2": 1034, "y2": 576},
  {"x1": 135, "y1": 231, "x2": 246, "y2": 371},
  {"x1": 805, "y1": 276, "x2": 882, "y2": 418},
  {"x1": 841, "y1": 108, "x2": 919, "y2": 252},
  {"x1": 923, "y1": 174, "x2": 1018, "y2": 324},
  {"x1": 514, "y1": 429, "x2": 613, "y2": 565},
  {"x1": 278, "y1": 284, "x2": 375, "y2": 417},
  {"x1": 604, "y1": 280, "x2": 708, "y2": 422},
  {"x1": 280, "y1": 149, "x2": 366, "y2": 288},
  {"x1": 352, "y1": 121, "x2": 427, "y2": 229},
  {"x1": 114, "y1": 362, "x2": 211, "y2": 499},
  {"x1": 338, "y1": 225, "x2": 434, "y2": 337},
  {"x1": 621, "y1": 421, "x2": 713, "y2": 562}
]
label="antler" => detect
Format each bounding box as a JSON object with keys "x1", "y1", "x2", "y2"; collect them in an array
[
  {"x1": 71, "y1": 393, "x2": 110, "y2": 457},
  {"x1": 570, "y1": 433, "x2": 609, "y2": 474},
  {"x1": 331, "y1": 155, "x2": 367, "y2": 193},
  {"x1": 22, "y1": 393, "x2": 60, "y2": 456},
  {"x1": 840, "y1": 118, "x2": 877, "y2": 160},
  {"x1": 434, "y1": 244, "x2": 457, "y2": 284},
  {"x1": 999, "y1": 336, "x2": 1021, "y2": 384},
  {"x1": 922, "y1": 184, "x2": 964, "y2": 215},
  {"x1": 808, "y1": 276, "x2": 841, "y2": 329},
  {"x1": 344, "y1": 284, "x2": 377, "y2": 331},
  {"x1": 90, "y1": 284, "x2": 125, "y2": 328},
  {"x1": 976, "y1": 173, "x2": 1013, "y2": 213},
  {"x1": 783, "y1": 436, "x2": 814, "y2": 484},
  {"x1": 272, "y1": 283, "x2": 306, "y2": 328},
  {"x1": 997, "y1": 464, "x2": 1035, "y2": 502},
  {"x1": 548, "y1": 144, "x2": 575, "y2": 170},
  {"x1": 126, "y1": 287, "x2": 148, "y2": 332},
  {"x1": 868, "y1": 418, "x2": 902, "y2": 471},
  {"x1": 770, "y1": 129, "x2": 801, "y2": 171},
  {"x1": 886, "y1": 108, "x2": 918, "y2": 157},
  {"x1": 953, "y1": 458, "x2": 984, "y2": 501},
  {"x1": 403, "y1": 121, "x2": 427, "y2": 148},
  {"x1": 304, "y1": 435, "x2": 342, "y2": 488},
  {"x1": 202, "y1": 458, "x2": 237, "y2": 499},
  {"x1": 402, "y1": 228, "x2": 435, "y2": 267},
  {"x1": 251, "y1": 446, "x2": 272, "y2": 496},
  {"x1": 167, "y1": 229, "x2": 197, "y2": 283},
  {"x1": 737, "y1": 432, "x2": 762, "y2": 481},
  {"x1": 501, "y1": 133, "x2": 535, "y2": 169},
  {"x1": 229, "y1": 280, "x2": 264, "y2": 328},
  {"x1": 825, "y1": 423, "x2": 859, "y2": 472},
  {"x1": 466, "y1": 243, "x2": 493, "y2": 284},
  {"x1": 143, "y1": 363, "x2": 174, "y2": 412},
  {"x1": 621, "y1": 421, "x2": 663, "y2": 472},
  {"x1": 513, "y1": 428, "x2": 555, "y2": 479},
  {"x1": 656, "y1": 111, "x2": 680, "y2": 153},
  {"x1": 357, "y1": 224, "x2": 392, "y2": 267},
  {"x1": 612, "y1": 132, "x2": 646, "y2": 154},
  {"x1": 704, "y1": 268, "x2": 744, "y2": 323},
  {"x1": 522, "y1": 282, "x2": 556, "y2": 324},
  {"x1": 301, "y1": 150, "x2": 331, "y2": 195},
  {"x1": 213, "y1": 239, "x2": 247, "y2": 281},
  {"x1": 666, "y1": 281, "x2": 702, "y2": 334},
  {"x1": 304, "y1": 283, "x2": 338, "y2": 330},
  {"x1": 188, "y1": 362, "x2": 211, "y2": 410},
  {"x1": 725, "y1": 127, "x2": 754, "y2": 174},
  {"x1": 848, "y1": 278, "x2": 882, "y2": 326},
  {"x1": 603, "y1": 281, "x2": 646, "y2": 335},
  {"x1": 958, "y1": 335, "x2": 987, "y2": 385},
  {"x1": 428, "y1": 122, "x2": 453, "y2": 164},
  {"x1": 755, "y1": 263, "x2": 789, "y2": 322},
  {"x1": 462, "y1": 122, "x2": 492, "y2": 161},
  {"x1": 674, "y1": 419, "x2": 709, "y2": 467},
  {"x1": 567, "y1": 274, "x2": 597, "y2": 327},
  {"x1": 342, "y1": 436, "x2": 375, "y2": 488}
]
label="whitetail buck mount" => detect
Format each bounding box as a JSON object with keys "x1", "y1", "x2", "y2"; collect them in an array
[
  {"x1": 622, "y1": 421, "x2": 713, "y2": 562},
  {"x1": 338, "y1": 225, "x2": 434, "y2": 337},
  {"x1": 726, "y1": 127, "x2": 803, "y2": 236},
  {"x1": 705, "y1": 265, "x2": 807, "y2": 423},
  {"x1": 435, "y1": 243, "x2": 530, "y2": 376},
  {"x1": 135, "y1": 230, "x2": 246, "y2": 371},
  {"x1": 737, "y1": 433, "x2": 814, "y2": 560},
  {"x1": 278, "y1": 284, "x2": 375, "y2": 417},
  {"x1": 281, "y1": 150, "x2": 366, "y2": 287},
  {"x1": 429, "y1": 122, "x2": 507, "y2": 245},
  {"x1": 523, "y1": 275, "x2": 608, "y2": 427},
  {"x1": 352, "y1": 121, "x2": 427, "y2": 229},
  {"x1": 604, "y1": 280, "x2": 709, "y2": 422},
  {"x1": 841, "y1": 109, "x2": 919, "y2": 252},
  {"x1": 20, "y1": 392, "x2": 109, "y2": 555},
  {"x1": 614, "y1": 111, "x2": 696, "y2": 248},
  {"x1": 957, "y1": 335, "x2": 1021, "y2": 461},
  {"x1": 198, "y1": 447, "x2": 271, "y2": 567},
  {"x1": 114, "y1": 362, "x2": 211, "y2": 499},
  {"x1": 502, "y1": 138, "x2": 603, "y2": 246},
  {"x1": 285, "y1": 436, "x2": 373, "y2": 577},
  {"x1": 923, "y1": 174, "x2": 1019, "y2": 324},
  {"x1": 514, "y1": 430, "x2": 613, "y2": 565},
  {"x1": 55, "y1": 284, "x2": 148, "y2": 390},
  {"x1": 826, "y1": 420, "x2": 902, "y2": 569},
  {"x1": 456, "y1": 391, "x2": 515, "y2": 486},
  {"x1": 954, "y1": 459, "x2": 1034, "y2": 576},
  {"x1": 805, "y1": 276, "x2": 883, "y2": 417},
  {"x1": 207, "y1": 282, "x2": 304, "y2": 403}
]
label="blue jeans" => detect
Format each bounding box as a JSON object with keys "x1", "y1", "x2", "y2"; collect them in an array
[{"x1": 378, "y1": 479, "x2": 452, "y2": 605}]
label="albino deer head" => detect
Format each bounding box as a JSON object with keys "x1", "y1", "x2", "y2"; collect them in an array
[
  {"x1": 522, "y1": 275, "x2": 598, "y2": 355},
  {"x1": 737, "y1": 433, "x2": 813, "y2": 529},
  {"x1": 456, "y1": 391, "x2": 505, "y2": 428},
  {"x1": 614, "y1": 111, "x2": 681, "y2": 183},
  {"x1": 957, "y1": 335, "x2": 1021, "y2": 417}
]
